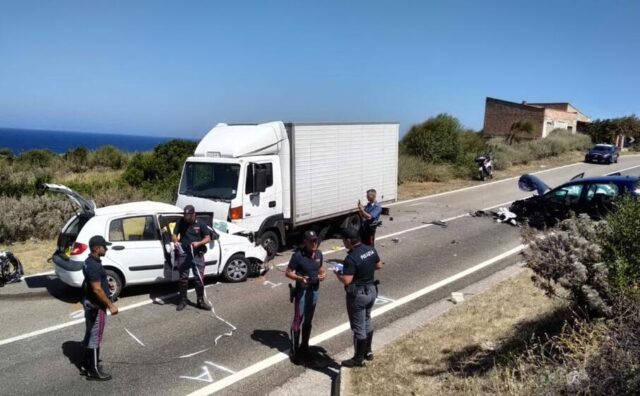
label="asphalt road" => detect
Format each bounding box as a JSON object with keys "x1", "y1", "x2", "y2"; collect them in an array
[{"x1": 1, "y1": 156, "x2": 640, "y2": 396}]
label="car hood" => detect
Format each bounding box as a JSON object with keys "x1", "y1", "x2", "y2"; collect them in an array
[{"x1": 517, "y1": 174, "x2": 550, "y2": 196}]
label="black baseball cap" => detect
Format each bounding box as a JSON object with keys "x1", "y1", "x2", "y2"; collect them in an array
[
  {"x1": 303, "y1": 230, "x2": 319, "y2": 241},
  {"x1": 89, "y1": 235, "x2": 112, "y2": 248},
  {"x1": 341, "y1": 227, "x2": 360, "y2": 241}
]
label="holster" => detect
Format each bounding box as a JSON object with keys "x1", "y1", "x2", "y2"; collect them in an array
[{"x1": 288, "y1": 283, "x2": 297, "y2": 303}]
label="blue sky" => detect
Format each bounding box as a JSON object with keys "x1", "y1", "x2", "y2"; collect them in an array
[{"x1": 0, "y1": 0, "x2": 638, "y2": 138}]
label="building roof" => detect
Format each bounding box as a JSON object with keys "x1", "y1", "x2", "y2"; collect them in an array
[{"x1": 486, "y1": 97, "x2": 589, "y2": 120}]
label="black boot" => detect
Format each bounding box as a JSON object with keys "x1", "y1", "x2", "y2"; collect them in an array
[
  {"x1": 86, "y1": 348, "x2": 112, "y2": 381},
  {"x1": 342, "y1": 338, "x2": 367, "y2": 368},
  {"x1": 290, "y1": 330, "x2": 301, "y2": 362},
  {"x1": 298, "y1": 325, "x2": 312, "y2": 360},
  {"x1": 81, "y1": 347, "x2": 90, "y2": 373},
  {"x1": 365, "y1": 331, "x2": 374, "y2": 361},
  {"x1": 176, "y1": 283, "x2": 188, "y2": 311},
  {"x1": 197, "y1": 298, "x2": 212, "y2": 311}
]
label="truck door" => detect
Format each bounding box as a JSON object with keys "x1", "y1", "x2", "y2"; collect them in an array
[{"x1": 242, "y1": 161, "x2": 279, "y2": 230}]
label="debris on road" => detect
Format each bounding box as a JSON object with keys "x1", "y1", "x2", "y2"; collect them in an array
[
  {"x1": 495, "y1": 207, "x2": 520, "y2": 227},
  {"x1": 451, "y1": 292, "x2": 465, "y2": 304},
  {"x1": 392, "y1": 238, "x2": 400, "y2": 243},
  {"x1": 431, "y1": 220, "x2": 448, "y2": 227}
]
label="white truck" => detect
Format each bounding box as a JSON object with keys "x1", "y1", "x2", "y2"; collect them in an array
[{"x1": 176, "y1": 121, "x2": 399, "y2": 257}]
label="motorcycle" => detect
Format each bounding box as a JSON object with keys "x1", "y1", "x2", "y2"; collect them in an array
[
  {"x1": 475, "y1": 155, "x2": 494, "y2": 181},
  {"x1": 0, "y1": 251, "x2": 24, "y2": 287}
]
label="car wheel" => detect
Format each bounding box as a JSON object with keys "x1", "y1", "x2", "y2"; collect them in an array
[
  {"x1": 105, "y1": 269, "x2": 123, "y2": 300},
  {"x1": 259, "y1": 230, "x2": 280, "y2": 260},
  {"x1": 223, "y1": 254, "x2": 249, "y2": 283}
]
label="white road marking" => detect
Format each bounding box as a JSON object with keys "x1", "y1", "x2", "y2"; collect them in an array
[
  {"x1": 262, "y1": 281, "x2": 282, "y2": 289},
  {"x1": 69, "y1": 309, "x2": 84, "y2": 319},
  {"x1": 186, "y1": 244, "x2": 527, "y2": 395},
  {"x1": 374, "y1": 295, "x2": 394, "y2": 305},
  {"x1": 124, "y1": 327, "x2": 145, "y2": 347},
  {"x1": 607, "y1": 163, "x2": 640, "y2": 175},
  {"x1": 181, "y1": 366, "x2": 213, "y2": 383},
  {"x1": 180, "y1": 349, "x2": 210, "y2": 359},
  {"x1": 0, "y1": 284, "x2": 213, "y2": 348},
  {"x1": 205, "y1": 361, "x2": 236, "y2": 375},
  {"x1": 23, "y1": 270, "x2": 55, "y2": 278}
]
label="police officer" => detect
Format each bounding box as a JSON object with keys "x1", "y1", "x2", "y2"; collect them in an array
[
  {"x1": 357, "y1": 189, "x2": 382, "y2": 247},
  {"x1": 172, "y1": 205, "x2": 214, "y2": 311},
  {"x1": 335, "y1": 227, "x2": 383, "y2": 367},
  {"x1": 285, "y1": 230, "x2": 326, "y2": 362},
  {"x1": 82, "y1": 235, "x2": 119, "y2": 381}
]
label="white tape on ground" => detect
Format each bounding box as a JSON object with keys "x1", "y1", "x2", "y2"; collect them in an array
[{"x1": 185, "y1": 244, "x2": 527, "y2": 396}]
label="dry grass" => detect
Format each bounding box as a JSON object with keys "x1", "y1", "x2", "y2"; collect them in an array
[
  {"x1": 398, "y1": 151, "x2": 586, "y2": 200},
  {"x1": 351, "y1": 270, "x2": 567, "y2": 396},
  {"x1": 0, "y1": 239, "x2": 56, "y2": 274},
  {"x1": 54, "y1": 169, "x2": 124, "y2": 183}
]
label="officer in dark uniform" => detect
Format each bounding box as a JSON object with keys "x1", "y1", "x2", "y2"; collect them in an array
[
  {"x1": 335, "y1": 227, "x2": 383, "y2": 367},
  {"x1": 357, "y1": 189, "x2": 382, "y2": 247},
  {"x1": 82, "y1": 235, "x2": 119, "y2": 381},
  {"x1": 172, "y1": 205, "x2": 214, "y2": 311},
  {"x1": 285, "y1": 230, "x2": 326, "y2": 362}
]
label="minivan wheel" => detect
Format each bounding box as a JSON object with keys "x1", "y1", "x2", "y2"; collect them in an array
[
  {"x1": 223, "y1": 254, "x2": 249, "y2": 283},
  {"x1": 105, "y1": 269, "x2": 123, "y2": 300}
]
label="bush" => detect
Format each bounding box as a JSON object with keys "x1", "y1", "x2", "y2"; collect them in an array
[
  {"x1": 600, "y1": 196, "x2": 640, "y2": 294},
  {"x1": 88, "y1": 145, "x2": 128, "y2": 169},
  {"x1": 402, "y1": 114, "x2": 463, "y2": 163},
  {"x1": 15, "y1": 149, "x2": 59, "y2": 169},
  {"x1": 64, "y1": 147, "x2": 89, "y2": 172},
  {"x1": 524, "y1": 215, "x2": 613, "y2": 317},
  {"x1": 122, "y1": 139, "x2": 197, "y2": 200},
  {"x1": 0, "y1": 195, "x2": 74, "y2": 243},
  {"x1": 398, "y1": 154, "x2": 454, "y2": 183}
]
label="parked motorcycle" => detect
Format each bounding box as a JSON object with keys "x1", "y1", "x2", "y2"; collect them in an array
[{"x1": 475, "y1": 155, "x2": 494, "y2": 181}]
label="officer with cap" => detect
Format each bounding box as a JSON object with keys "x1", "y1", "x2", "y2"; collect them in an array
[
  {"x1": 335, "y1": 227, "x2": 383, "y2": 367},
  {"x1": 172, "y1": 205, "x2": 215, "y2": 311},
  {"x1": 82, "y1": 235, "x2": 119, "y2": 381},
  {"x1": 285, "y1": 230, "x2": 326, "y2": 362},
  {"x1": 357, "y1": 189, "x2": 382, "y2": 247}
]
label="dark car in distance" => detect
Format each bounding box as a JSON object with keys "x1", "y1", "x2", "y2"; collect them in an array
[
  {"x1": 510, "y1": 173, "x2": 639, "y2": 228},
  {"x1": 585, "y1": 144, "x2": 619, "y2": 164}
]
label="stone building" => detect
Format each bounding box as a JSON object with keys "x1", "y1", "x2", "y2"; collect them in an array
[{"x1": 483, "y1": 97, "x2": 591, "y2": 139}]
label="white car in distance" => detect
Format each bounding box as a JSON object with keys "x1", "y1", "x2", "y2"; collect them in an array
[{"x1": 46, "y1": 184, "x2": 268, "y2": 298}]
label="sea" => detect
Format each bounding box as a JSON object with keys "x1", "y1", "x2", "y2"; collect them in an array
[{"x1": 0, "y1": 127, "x2": 189, "y2": 154}]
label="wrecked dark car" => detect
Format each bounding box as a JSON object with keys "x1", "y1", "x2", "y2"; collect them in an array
[{"x1": 509, "y1": 173, "x2": 639, "y2": 228}]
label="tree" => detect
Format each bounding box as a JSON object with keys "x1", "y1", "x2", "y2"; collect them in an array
[
  {"x1": 402, "y1": 114, "x2": 463, "y2": 163},
  {"x1": 586, "y1": 115, "x2": 640, "y2": 144},
  {"x1": 64, "y1": 147, "x2": 89, "y2": 172},
  {"x1": 506, "y1": 120, "x2": 534, "y2": 145}
]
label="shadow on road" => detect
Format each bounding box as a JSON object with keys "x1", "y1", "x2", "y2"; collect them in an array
[
  {"x1": 24, "y1": 275, "x2": 82, "y2": 303},
  {"x1": 62, "y1": 340, "x2": 85, "y2": 375},
  {"x1": 251, "y1": 329, "x2": 341, "y2": 391}
]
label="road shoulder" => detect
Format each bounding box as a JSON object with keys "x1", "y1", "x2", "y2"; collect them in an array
[{"x1": 268, "y1": 262, "x2": 527, "y2": 396}]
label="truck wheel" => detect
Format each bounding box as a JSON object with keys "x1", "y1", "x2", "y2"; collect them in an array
[
  {"x1": 341, "y1": 214, "x2": 361, "y2": 231},
  {"x1": 105, "y1": 269, "x2": 123, "y2": 300},
  {"x1": 259, "y1": 230, "x2": 279, "y2": 260},
  {"x1": 222, "y1": 254, "x2": 249, "y2": 282}
]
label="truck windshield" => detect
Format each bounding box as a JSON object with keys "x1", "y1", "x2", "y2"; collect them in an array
[{"x1": 180, "y1": 162, "x2": 241, "y2": 201}]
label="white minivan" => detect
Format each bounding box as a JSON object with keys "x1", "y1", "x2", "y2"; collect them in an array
[{"x1": 46, "y1": 184, "x2": 268, "y2": 298}]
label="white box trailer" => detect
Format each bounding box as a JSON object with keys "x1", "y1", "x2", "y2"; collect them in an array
[{"x1": 176, "y1": 121, "x2": 398, "y2": 256}]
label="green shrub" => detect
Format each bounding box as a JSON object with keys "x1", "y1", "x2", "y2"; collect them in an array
[
  {"x1": 15, "y1": 149, "x2": 59, "y2": 169},
  {"x1": 64, "y1": 147, "x2": 89, "y2": 172},
  {"x1": 524, "y1": 215, "x2": 613, "y2": 317},
  {"x1": 600, "y1": 196, "x2": 640, "y2": 294},
  {"x1": 122, "y1": 139, "x2": 197, "y2": 200},
  {"x1": 88, "y1": 145, "x2": 128, "y2": 169},
  {"x1": 0, "y1": 195, "x2": 74, "y2": 243},
  {"x1": 402, "y1": 114, "x2": 462, "y2": 163},
  {"x1": 398, "y1": 154, "x2": 453, "y2": 183}
]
